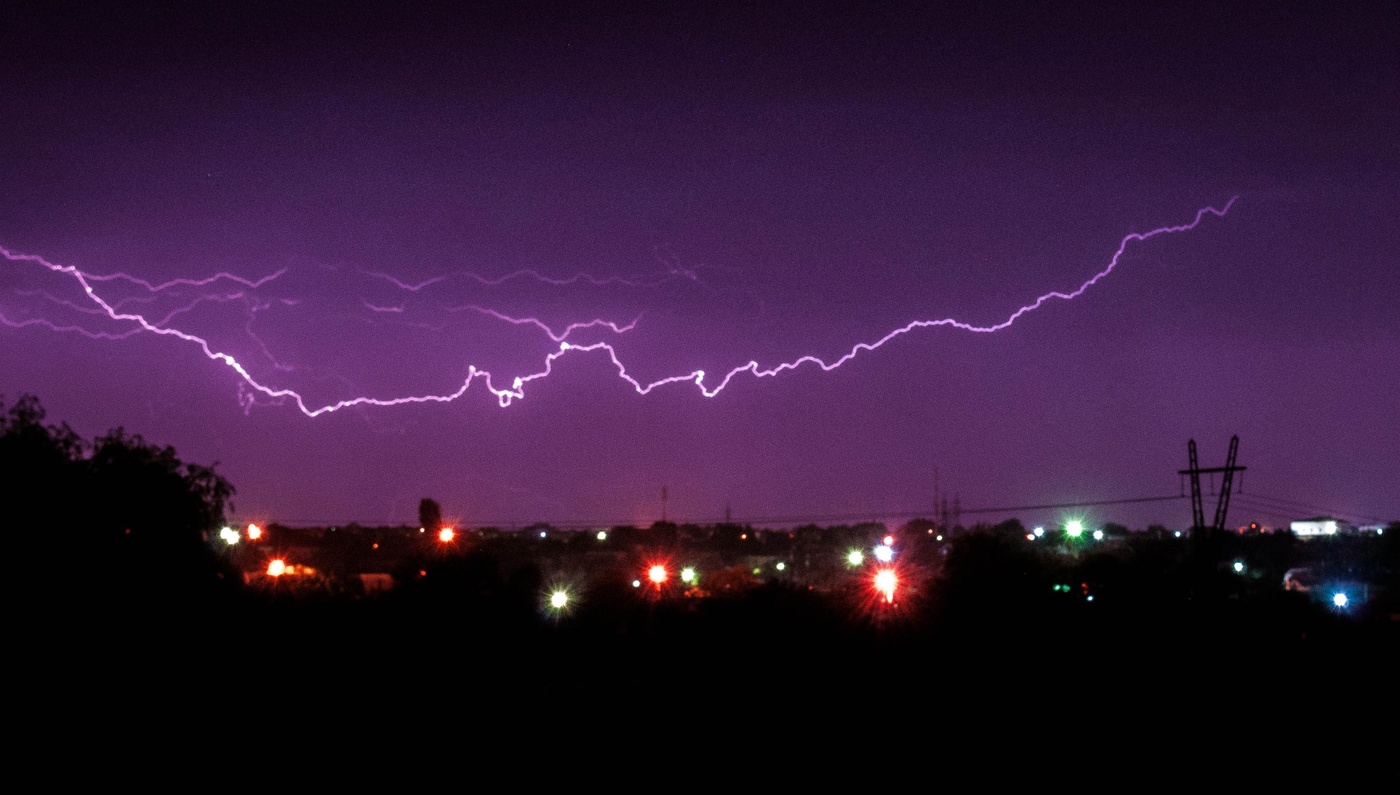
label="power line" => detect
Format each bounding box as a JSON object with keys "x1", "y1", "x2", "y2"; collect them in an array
[
  {"x1": 257, "y1": 493, "x2": 1185, "y2": 531},
  {"x1": 1231, "y1": 492, "x2": 1386, "y2": 524}
]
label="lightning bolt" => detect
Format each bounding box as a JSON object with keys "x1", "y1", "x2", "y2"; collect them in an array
[
  {"x1": 449, "y1": 305, "x2": 641, "y2": 343},
  {"x1": 1, "y1": 197, "x2": 1236, "y2": 415}
]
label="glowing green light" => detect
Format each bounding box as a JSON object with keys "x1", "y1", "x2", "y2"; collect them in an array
[
  {"x1": 1066, "y1": 520, "x2": 1084, "y2": 538},
  {"x1": 681, "y1": 567, "x2": 697, "y2": 584}
]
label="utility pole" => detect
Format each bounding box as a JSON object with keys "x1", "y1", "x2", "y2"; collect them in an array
[
  {"x1": 1178, "y1": 436, "x2": 1246, "y2": 536},
  {"x1": 1179, "y1": 436, "x2": 1246, "y2": 598},
  {"x1": 933, "y1": 466, "x2": 940, "y2": 533}
]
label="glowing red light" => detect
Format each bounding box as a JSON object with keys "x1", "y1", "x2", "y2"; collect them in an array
[
  {"x1": 246, "y1": 523, "x2": 263, "y2": 540},
  {"x1": 648, "y1": 564, "x2": 668, "y2": 584},
  {"x1": 438, "y1": 527, "x2": 455, "y2": 543},
  {"x1": 267, "y1": 559, "x2": 286, "y2": 577},
  {"x1": 874, "y1": 568, "x2": 897, "y2": 603}
]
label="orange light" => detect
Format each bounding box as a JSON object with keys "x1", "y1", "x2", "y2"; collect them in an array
[
  {"x1": 267, "y1": 559, "x2": 286, "y2": 577},
  {"x1": 247, "y1": 523, "x2": 263, "y2": 541},
  {"x1": 438, "y1": 527, "x2": 455, "y2": 543}
]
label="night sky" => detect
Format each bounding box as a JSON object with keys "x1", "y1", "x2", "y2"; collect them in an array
[{"x1": 2, "y1": 2, "x2": 1396, "y2": 532}]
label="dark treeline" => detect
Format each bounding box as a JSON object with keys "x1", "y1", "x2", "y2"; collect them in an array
[
  {"x1": 2, "y1": 394, "x2": 239, "y2": 611},
  {"x1": 6, "y1": 394, "x2": 1397, "y2": 750}
]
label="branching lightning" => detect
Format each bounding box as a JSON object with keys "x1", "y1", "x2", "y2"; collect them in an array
[
  {"x1": 1, "y1": 198, "x2": 1235, "y2": 416},
  {"x1": 449, "y1": 305, "x2": 642, "y2": 343}
]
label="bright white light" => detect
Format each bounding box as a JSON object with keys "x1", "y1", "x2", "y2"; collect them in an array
[
  {"x1": 1324, "y1": 521, "x2": 1338, "y2": 535},
  {"x1": 550, "y1": 590, "x2": 568, "y2": 609},
  {"x1": 681, "y1": 566, "x2": 697, "y2": 584},
  {"x1": 1033, "y1": 526, "x2": 1045, "y2": 537},
  {"x1": 246, "y1": 523, "x2": 263, "y2": 541},
  {"x1": 776, "y1": 561, "x2": 786, "y2": 571},
  {"x1": 1174, "y1": 531, "x2": 1182, "y2": 538},
  {"x1": 267, "y1": 559, "x2": 286, "y2": 577},
  {"x1": 596, "y1": 530, "x2": 607, "y2": 541},
  {"x1": 847, "y1": 550, "x2": 864, "y2": 566},
  {"x1": 1027, "y1": 534, "x2": 1036, "y2": 541},
  {"x1": 874, "y1": 544, "x2": 894, "y2": 563},
  {"x1": 632, "y1": 579, "x2": 641, "y2": 588},
  {"x1": 219, "y1": 527, "x2": 240, "y2": 545},
  {"x1": 874, "y1": 569, "x2": 897, "y2": 603},
  {"x1": 1066, "y1": 520, "x2": 1084, "y2": 538},
  {"x1": 539, "y1": 531, "x2": 547, "y2": 538},
  {"x1": 1233, "y1": 561, "x2": 1245, "y2": 573},
  {"x1": 1332, "y1": 592, "x2": 1348, "y2": 608},
  {"x1": 1092, "y1": 529, "x2": 1104, "y2": 541}
]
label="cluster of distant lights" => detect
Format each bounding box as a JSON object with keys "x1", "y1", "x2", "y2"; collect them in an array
[
  {"x1": 1024, "y1": 520, "x2": 1105, "y2": 542},
  {"x1": 224, "y1": 520, "x2": 1364, "y2": 612},
  {"x1": 218, "y1": 523, "x2": 263, "y2": 545}
]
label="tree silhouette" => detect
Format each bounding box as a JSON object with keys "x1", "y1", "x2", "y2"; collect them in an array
[{"x1": 1, "y1": 394, "x2": 238, "y2": 607}]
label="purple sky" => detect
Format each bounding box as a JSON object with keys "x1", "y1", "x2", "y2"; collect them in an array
[{"x1": 2, "y1": 2, "x2": 1396, "y2": 532}]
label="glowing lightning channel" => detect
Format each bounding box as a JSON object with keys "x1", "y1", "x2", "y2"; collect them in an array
[
  {"x1": 361, "y1": 255, "x2": 700, "y2": 290},
  {"x1": 562, "y1": 196, "x2": 1239, "y2": 398},
  {"x1": 84, "y1": 268, "x2": 286, "y2": 292},
  {"x1": 1, "y1": 197, "x2": 1236, "y2": 415},
  {"x1": 449, "y1": 305, "x2": 641, "y2": 342}
]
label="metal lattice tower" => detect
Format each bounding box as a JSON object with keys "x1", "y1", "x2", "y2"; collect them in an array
[{"x1": 1178, "y1": 435, "x2": 1246, "y2": 535}]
